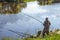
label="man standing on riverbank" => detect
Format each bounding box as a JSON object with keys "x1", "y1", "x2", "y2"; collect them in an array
[{"x1": 43, "y1": 17, "x2": 51, "y2": 37}]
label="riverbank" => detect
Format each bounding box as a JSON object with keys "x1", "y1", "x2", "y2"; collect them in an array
[{"x1": 1, "y1": 32, "x2": 60, "y2": 40}]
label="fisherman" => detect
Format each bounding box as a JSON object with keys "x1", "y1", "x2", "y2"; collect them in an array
[{"x1": 43, "y1": 17, "x2": 51, "y2": 37}]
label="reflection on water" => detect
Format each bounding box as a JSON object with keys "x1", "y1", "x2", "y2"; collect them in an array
[
  {"x1": 0, "y1": 1, "x2": 60, "y2": 39},
  {"x1": 0, "y1": 0, "x2": 60, "y2": 14},
  {"x1": 0, "y1": 0, "x2": 26, "y2": 14}
]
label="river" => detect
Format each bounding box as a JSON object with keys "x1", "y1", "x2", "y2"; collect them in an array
[{"x1": 0, "y1": 1, "x2": 60, "y2": 39}]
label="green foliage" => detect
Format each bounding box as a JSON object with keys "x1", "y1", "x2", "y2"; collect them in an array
[
  {"x1": 24, "y1": 34, "x2": 60, "y2": 40},
  {"x1": 24, "y1": 0, "x2": 36, "y2": 2}
]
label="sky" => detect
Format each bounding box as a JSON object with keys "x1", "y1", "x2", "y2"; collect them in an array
[{"x1": 0, "y1": 1, "x2": 60, "y2": 38}]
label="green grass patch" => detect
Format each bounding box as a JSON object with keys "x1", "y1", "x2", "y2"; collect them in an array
[
  {"x1": 24, "y1": 0, "x2": 36, "y2": 2},
  {"x1": 24, "y1": 34, "x2": 60, "y2": 40}
]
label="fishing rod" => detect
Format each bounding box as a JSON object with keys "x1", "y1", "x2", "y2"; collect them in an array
[
  {"x1": 22, "y1": 13, "x2": 43, "y2": 24},
  {"x1": 3, "y1": 28, "x2": 31, "y2": 38},
  {"x1": 8, "y1": 29, "x2": 30, "y2": 35},
  {"x1": 6, "y1": 28, "x2": 36, "y2": 38},
  {"x1": 8, "y1": 29, "x2": 30, "y2": 37}
]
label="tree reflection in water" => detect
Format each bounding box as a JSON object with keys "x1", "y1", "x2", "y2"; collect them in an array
[{"x1": 0, "y1": 0, "x2": 26, "y2": 14}]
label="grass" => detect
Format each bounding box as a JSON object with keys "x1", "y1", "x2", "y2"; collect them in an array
[
  {"x1": 1, "y1": 33, "x2": 60, "y2": 40},
  {"x1": 24, "y1": 0, "x2": 36, "y2": 2},
  {"x1": 25, "y1": 33, "x2": 60, "y2": 40}
]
